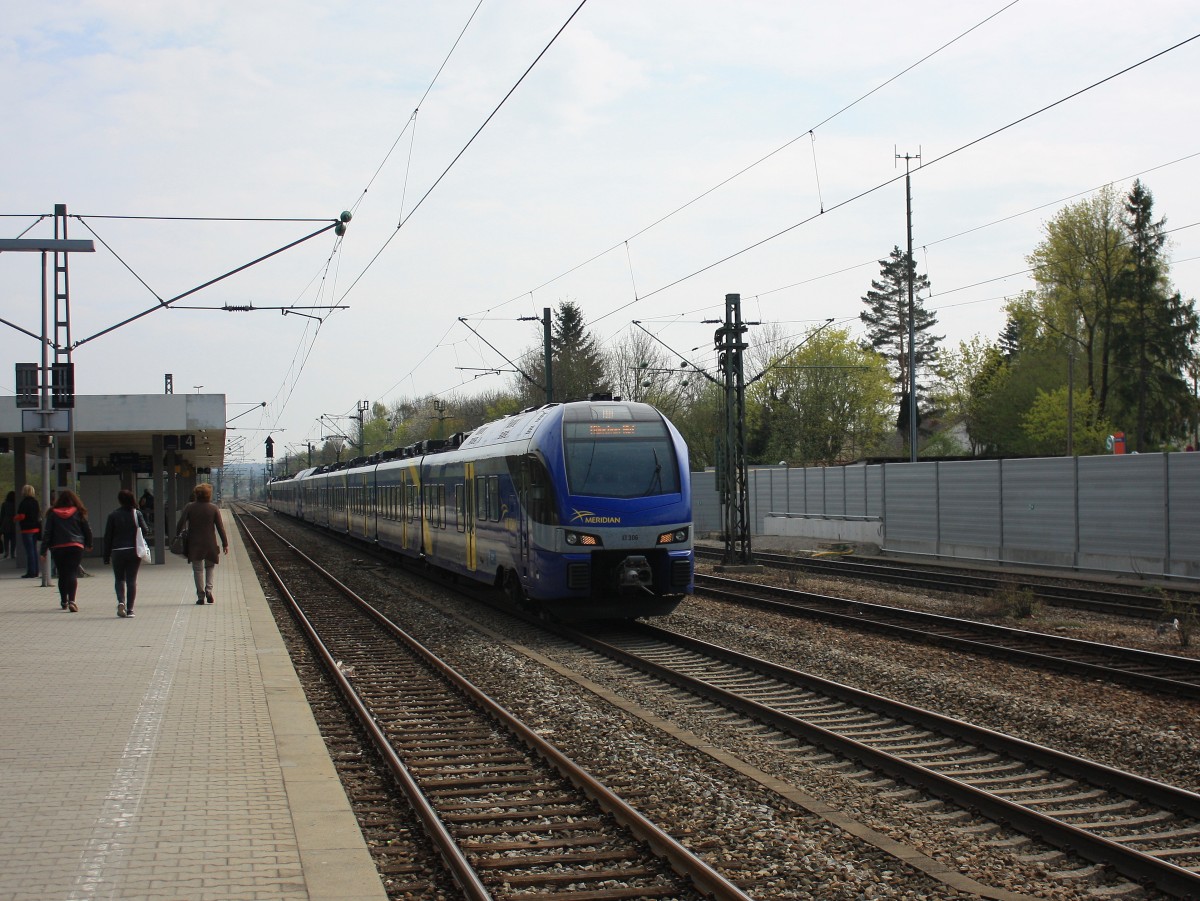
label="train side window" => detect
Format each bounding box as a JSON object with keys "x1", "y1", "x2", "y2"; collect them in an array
[
  {"x1": 476, "y1": 476, "x2": 487, "y2": 520},
  {"x1": 455, "y1": 484, "x2": 465, "y2": 532},
  {"x1": 437, "y1": 484, "x2": 446, "y2": 528},
  {"x1": 488, "y1": 476, "x2": 501, "y2": 522}
]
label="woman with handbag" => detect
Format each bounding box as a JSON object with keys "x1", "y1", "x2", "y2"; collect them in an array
[
  {"x1": 103, "y1": 489, "x2": 152, "y2": 618},
  {"x1": 175, "y1": 483, "x2": 228, "y2": 605},
  {"x1": 40, "y1": 489, "x2": 93, "y2": 612}
]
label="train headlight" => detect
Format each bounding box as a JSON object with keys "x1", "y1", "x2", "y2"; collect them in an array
[
  {"x1": 565, "y1": 530, "x2": 602, "y2": 547},
  {"x1": 657, "y1": 527, "x2": 689, "y2": 545}
]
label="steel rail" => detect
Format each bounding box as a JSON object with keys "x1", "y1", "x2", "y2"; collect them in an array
[
  {"x1": 239, "y1": 511, "x2": 755, "y2": 901},
  {"x1": 694, "y1": 573, "x2": 1200, "y2": 698},
  {"x1": 695, "y1": 546, "x2": 1197, "y2": 620},
  {"x1": 549, "y1": 619, "x2": 1200, "y2": 898},
  {"x1": 238, "y1": 516, "x2": 493, "y2": 901}
]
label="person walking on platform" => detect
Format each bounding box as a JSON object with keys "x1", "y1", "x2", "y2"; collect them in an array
[
  {"x1": 175, "y1": 483, "x2": 228, "y2": 605},
  {"x1": 0, "y1": 491, "x2": 15, "y2": 560},
  {"x1": 40, "y1": 489, "x2": 93, "y2": 612},
  {"x1": 139, "y1": 488, "x2": 154, "y2": 524},
  {"x1": 15, "y1": 485, "x2": 42, "y2": 578},
  {"x1": 103, "y1": 489, "x2": 151, "y2": 618}
]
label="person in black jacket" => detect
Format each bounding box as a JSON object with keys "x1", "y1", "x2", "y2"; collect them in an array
[
  {"x1": 0, "y1": 490, "x2": 15, "y2": 560},
  {"x1": 14, "y1": 484, "x2": 42, "y2": 578},
  {"x1": 40, "y1": 489, "x2": 93, "y2": 612},
  {"x1": 104, "y1": 489, "x2": 151, "y2": 618}
]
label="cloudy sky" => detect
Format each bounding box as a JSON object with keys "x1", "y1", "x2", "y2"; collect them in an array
[{"x1": 3, "y1": 1, "x2": 1198, "y2": 463}]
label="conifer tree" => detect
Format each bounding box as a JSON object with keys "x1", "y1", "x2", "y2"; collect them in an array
[
  {"x1": 1111, "y1": 180, "x2": 1198, "y2": 450},
  {"x1": 516, "y1": 300, "x2": 610, "y2": 405},
  {"x1": 859, "y1": 246, "x2": 940, "y2": 430}
]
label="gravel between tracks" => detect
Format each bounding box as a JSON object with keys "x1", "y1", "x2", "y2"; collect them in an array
[{"x1": 264, "y1": 515, "x2": 1200, "y2": 900}]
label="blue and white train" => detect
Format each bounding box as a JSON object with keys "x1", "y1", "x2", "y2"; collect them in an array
[{"x1": 266, "y1": 399, "x2": 694, "y2": 618}]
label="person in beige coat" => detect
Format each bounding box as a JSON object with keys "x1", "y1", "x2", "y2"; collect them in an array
[{"x1": 175, "y1": 483, "x2": 228, "y2": 605}]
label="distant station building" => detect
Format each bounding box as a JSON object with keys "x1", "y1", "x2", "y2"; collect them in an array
[{"x1": 0, "y1": 390, "x2": 226, "y2": 566}]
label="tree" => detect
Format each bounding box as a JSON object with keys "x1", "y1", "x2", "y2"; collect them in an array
[
  {"x1": 996, "y1": 182, "x2": 1199, "y2": 455},
  {"x1": 859, "y1": 246, "x2": 940, "y2": 434},
  {"x1": 1020, "y1": 386, "x2": 1111, "y2": 456},
  {"x1": 748, "y1": 326, "x2": 892, "y2": 465},
  {"x1": 965, "y1": 343, "x2": 1069, "y2": 456},
  {"x1": 927, "y1": 336, "x2": 998, "y2": 455},
  {"x1": 1109, "y1": 180, "x2": 1199, "y2": 451},
  {"x1": 668, "y1": 379, "x2": 724, "y2": 468},
  {"x1": 605, "y1": 329, "x2": 695, "y2": 417},
  {"x1": 1026, "y1": 184, "x2": 1128, "y2": 416},
  {"x1": 515, "y1": 300, "x2": 610, "y2": 405}
]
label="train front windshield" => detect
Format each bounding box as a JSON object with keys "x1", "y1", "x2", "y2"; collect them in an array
[{"x1": 563, "y1": 416, "x2": 681, "y2": 498}]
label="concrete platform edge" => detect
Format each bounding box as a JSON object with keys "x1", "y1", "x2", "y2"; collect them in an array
[{"x1": 232, "y1": 518, "x2": 388, "y2": 901}]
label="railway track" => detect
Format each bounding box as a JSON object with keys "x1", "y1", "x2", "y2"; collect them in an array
[
  {"x1": 693, "y1": 572, "x2": 1200, "y2": 699},
  {"x1": 236, "y1": 511, "x2": 752, "y2": 901},
  {"x1": 695, "y1": 546, "x2": 1198, "y2": 620},
  {"x1": 543, "y1": 618, "x2": 1200, "y2": 898}
]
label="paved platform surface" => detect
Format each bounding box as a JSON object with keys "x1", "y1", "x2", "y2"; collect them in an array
[{"x1": 0, "y1": 513, "x2": 387, "y2": 901}]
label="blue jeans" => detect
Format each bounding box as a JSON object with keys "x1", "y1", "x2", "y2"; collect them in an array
[{"x1": 21, "y1": 532, "x2": 39, "y2": 576}]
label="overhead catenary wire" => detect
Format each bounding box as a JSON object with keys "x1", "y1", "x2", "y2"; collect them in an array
[
  {"x1": 338, "y1": 0, "x2": 591, "y2": 304},
  {"x1": 444, "y1": 3, "x2": 1044, "y2": 374},
  {"x1": 448, "y1": 32, "x2": 1200, "y2": 392},
  {"x1": 262, "y1": 4, "x2": 491, "y2": 433},
  {"x1": 463, "y1": 0, "x2": 1024, "y2": 320},
  {"x1": 346, "y1": 0, "x2": 487, "y2": 219},
  {"x1": 589, "y1": 31, "x2": 1200, "y2": 328},
  {"x1": 648, "y1": 149, "x2": 1200, "y2": 331}
]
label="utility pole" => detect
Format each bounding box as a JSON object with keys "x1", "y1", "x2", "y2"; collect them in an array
[
  {"x1": 432, "y1": 399, "x2": 449, "y2": 439},
  {"x1": 53, "y1": 204, "x2": 77, "y2": 491},
  {"x1": 715, "y1": 293, "x2": 752, "y2": 566},
  {"x1": 1067, "y1": 348, "x2": 1075, "y2": 456},
  {"x1": 356, "y1": 399, "x2": 368, "y2": 456},
  {"x1": 898, "y1": 149, "x2": 921, "y2": 462},
  {"x1": 543, "y1": 306, "x2": 553, "y2": 404},
  {"x1": 2, "y1": 218, "x2": 94, "y2": 584}
]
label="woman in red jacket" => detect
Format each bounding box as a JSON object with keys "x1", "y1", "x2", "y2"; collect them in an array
[{"x1": 40, "y1": 489, "x2": 93, "y2": 612}]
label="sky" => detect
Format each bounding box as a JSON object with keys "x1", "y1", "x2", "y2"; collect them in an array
[{"x1": 3, "y1": 1, "x2": 1199, "y2": 465}]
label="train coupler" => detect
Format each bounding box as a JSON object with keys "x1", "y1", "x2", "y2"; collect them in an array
[{"x1": 617, "y1": 555, "x2": 654, "y2": 594}]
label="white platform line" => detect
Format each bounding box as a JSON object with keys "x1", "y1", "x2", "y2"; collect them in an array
[{"x1": 71, "y1": 593, "x2": 193, "y2": 901}]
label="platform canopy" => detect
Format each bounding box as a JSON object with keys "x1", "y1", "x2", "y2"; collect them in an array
[{"x1": 0, "y1": 393, "x2": 227, "y2": 476}]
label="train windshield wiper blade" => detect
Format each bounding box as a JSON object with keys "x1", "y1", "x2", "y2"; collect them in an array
[{"x1": 644, "y1": 448, "x2": 662, "y2": 496}]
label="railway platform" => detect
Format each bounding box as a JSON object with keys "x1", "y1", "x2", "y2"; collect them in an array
[{"x1": 0, "y1": 518, "x2": 386, "y2": 901}]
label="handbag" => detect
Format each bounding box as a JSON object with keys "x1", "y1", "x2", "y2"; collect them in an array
[
  {"x1": 134, "y1": 510, "x2": 153, "y2": 562},
  {"x1": 170, "y1": 527, "x2": 189, "y2": 558}
]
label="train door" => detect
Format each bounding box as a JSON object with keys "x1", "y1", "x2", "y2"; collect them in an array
[
  {"x1": 464, "y1": 461, "x2": 477, "y2": 573},
  {"x1": 517, "y1": 456, "x2": 530, "y2": 576}
]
